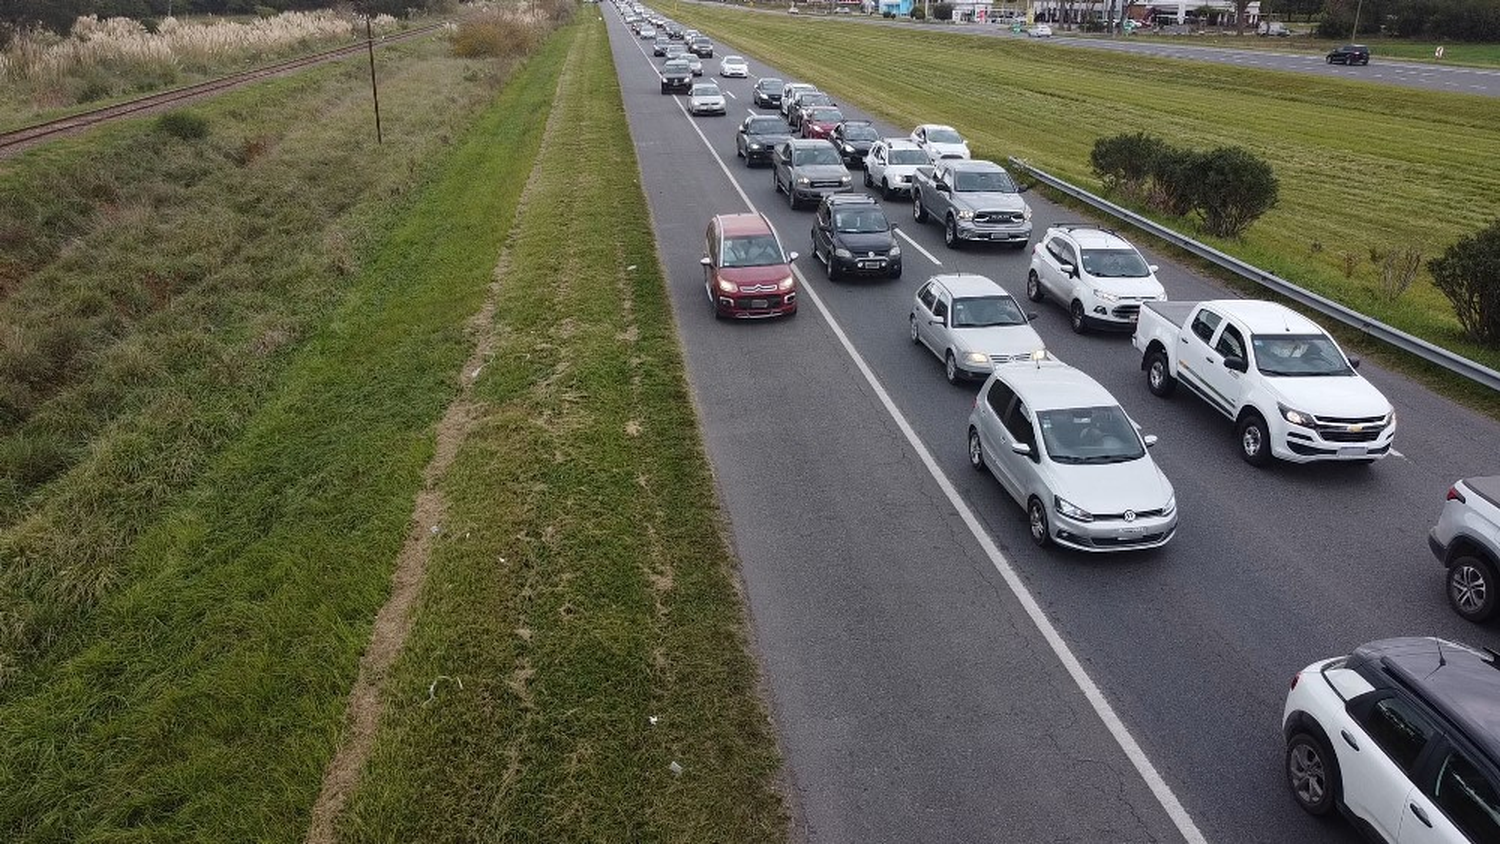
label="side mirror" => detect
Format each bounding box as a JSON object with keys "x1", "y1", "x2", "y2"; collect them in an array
[
  {"x1": 1059, "y1": 263, "x2": 1076, "y2": 277},
  {"x1": 1027, "y1": 311, "x2": 1039, "y2": 321},
  {"x1": 786, "y1": 251, "x2": 799, "y2": 262},
  {"x1": 1143, "y1": 434, "x2": 1159, "y2": 448},
  {"x1": 700, "y1": 256, "x2": 712, "y2": 266},
  {"x1": 1010, "y1": 442, "x2": 1032, "y2": 457},
  {"x1": 1148, "y1": 264, "x2": 1160, "y2": 273},
  {"x1": 1349, "y1": 356, "x2": 1361, "y2": 370},
  {"x1": 935, "y1": 181, "x2": 950, "y2": 192},
  {"x1": 1017, "y1": 183, "x2": 1030, "y2": 193},
  {"x1": 931, "y1": 315, "x2": 946, "y2": 326},
  {"x1": 1224, "y1": 356, "x2": 1249, "y2": 373}
]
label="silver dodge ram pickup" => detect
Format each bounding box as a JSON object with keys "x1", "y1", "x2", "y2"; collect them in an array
[{"x1": 911, "y1": 159, "x2": 1032, "y2": 249}]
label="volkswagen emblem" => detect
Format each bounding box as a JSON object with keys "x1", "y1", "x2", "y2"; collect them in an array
[{"x1": 1123, "y1": 510, "x2": 1137, "y2": 522}]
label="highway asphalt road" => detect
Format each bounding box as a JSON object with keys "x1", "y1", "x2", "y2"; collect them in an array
[{"x1": 605, "y1": 9, "x2": 1500, "y2": 843}]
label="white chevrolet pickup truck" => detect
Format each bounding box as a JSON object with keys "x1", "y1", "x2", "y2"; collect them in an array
[{"x1": 1132, "y1": 300, "x2": 1396, "y2": 466}]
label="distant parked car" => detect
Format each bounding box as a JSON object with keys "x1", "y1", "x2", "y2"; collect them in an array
[
  {"x1": 1327, "y1": 44, "x2": 1370, "y2": 65},
  {"x1": 1429, "y1": 476, "x2": 1500, "y2": 623},
  {"x1": 1029, "y1": 23, "x2": 1053, "y2": 37},
  {"x1": 702, "y1": 213, "x2": 799, "y2": 319}
]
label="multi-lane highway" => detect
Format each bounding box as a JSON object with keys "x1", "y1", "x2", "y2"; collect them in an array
[{"x1": 604, "y1": 8, "x2": 1500, "y2": 842}]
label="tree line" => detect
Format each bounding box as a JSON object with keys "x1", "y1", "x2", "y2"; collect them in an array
[
  {"x1": 2, "y1": 0, "x2": 452, "y2": 36},
  {"x1": 1270, "y1": 0, "x2": 1500, "y2": 41}
]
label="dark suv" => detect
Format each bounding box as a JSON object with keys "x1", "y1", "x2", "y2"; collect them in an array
[
  {"x1": 690, "y1": 36, "x2": 714, "y2": 58},
  {"x1": 1327, "y1": 44, "x2": 1370, "y2": 65},
  {"x1": 659, "y1": 58, "x2": 692, "y2": 94},
  {"x1": 736, "y1": 115, "x2": 792, "y2": 166},
  {"x1": 831, "y1": 120, "x2": 880, "y2": 168},
  {"x1": 1283, "y1": 637, "x2": 1500, "y2": 842},
  {"x1": 810, "y1": 195, "x2": 901, "y2": 280},
  {"x1": 752, "y1": 77, "x2": 784, "y2": 109}
]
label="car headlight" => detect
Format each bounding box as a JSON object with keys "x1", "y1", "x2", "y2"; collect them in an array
[
  {"x1": 1279, "y1": 403, "x2": 1315, "y2": 427},
  {"x1": 796, "y1": 176, "x2": 811, "y2": 185},
  {"x1": 1054, "y1": 496, "x2": 1094, "y2": 522},
  {"x1": 748, "y1": 143, "x2": 761, "y2": 150},
  {"x1": 963, "y1": 351, "x2": 990, "y2": 365},
  {"x1": 716, "y1": 278, "x2": 737, "y2": 293},
  {"x1": 840, "y1": 175, "x2": 852, "y2": 184},
  {"x1": 1161, "y1": 495, "x2": 1176, "y2": 517},
  {"x1": 956, "y1": 209, "x2": 975, "y2": 221},
  {"x1": 776, "y1": 276, "x2": 795, "y2": 292},
  {"x1": 1022, "y1": 205, "x2": 1033, "y2": 221},
  {"x1": 834, "y1": 248, "x2": 852, "y2": 259},
  {"x1": 889, "y1": 245, "x2": 901, "y2": 257},
  {"x1": 1093, "y1": 289, "x2": 1120, "y2": 303}
]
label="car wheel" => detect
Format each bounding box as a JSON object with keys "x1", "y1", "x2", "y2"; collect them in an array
[
  {"x1": 1026, "y1": 269, "x2": 1044, "y2": 302},
  {"x1": 1285, "y1": 733, "x2": 1339, "y2": 817},
  {"x1": 1237, "y1": 412, "x2": 1272, "y2": 467},
  {"x1": 882, "y1": 178, "x2": 894, "y2": 200},
  {"x1": 826, "y1": 250, "x2": 841, "y2": 280},
  {"x1": 1447, "y1": 555, "x2": 1498, "y2": 622},
  {"x1": 772, "y1": 169, "x2": 781, "y2": 194},
  {"x1": 968, "y1": 427, "x2": 985, "y2": 471},
  {"x1": 910, "y1": 314, "x2": 921, "y2": 344},
  {"x1": 1326, "y1": 55, "x2": 1333, "y2": 64},
  {"x1": 944, "y1": 351, "x2": 960, "y2": 385},
  {"x1": 913, "y1": 194, "x2": 928, "y2": 223},
  {"x1": 1069, "y1": 300, "x2": 1086, "y2": 334},
  {"x1": 1027, "y1": 496, "x2": 1051, "y2": 548},
  {"x1": 1146, "y1": 350, "x2": 1176, "y2": 398},
  {"x1": 944, "y1": 216, "x2": 960, "y2": 248},
  {"x1": 788, "y1": 183, "x2": 798, "y2": 209},
  {"x1": 863, "y1": 169, "x2": 873, "y2": 188}
]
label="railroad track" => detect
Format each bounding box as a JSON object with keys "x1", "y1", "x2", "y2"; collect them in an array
[{"x1": 0, "y1": 21, "x2": 448, "y2": 155}]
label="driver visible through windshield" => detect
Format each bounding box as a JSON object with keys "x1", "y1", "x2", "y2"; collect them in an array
[
  {"x1": 721, "y1": 234, "x2": 785, "y2": 268},
  {"x1": 1037, "y1": 405, "x2": 1146, "y2": 464},
  {"x1": 1252, "y1": 334, "x2": 1354, "y2": 377},
  {"x1": 950, "y1": 296, "x2": 1027, "y2": 328},
  {"x1": 793, "y1": 146, "x2": 842, "y2": 166}
]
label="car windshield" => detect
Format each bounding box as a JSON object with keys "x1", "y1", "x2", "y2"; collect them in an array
[
  {"x1": 926, "y1": 128, "x2": 963, "y2": 143},
  {"x1": 888, "y1": 148, "x2": 929, "y2": 165},
  {"x1": 950, "y1": 295, "x2": 1027, "y2": 328},
  {"x1": 1079, "y1": 248, "x2": 1151, "y2": 278},
  {"x1": 842, "y1": 123, "x2": 879, "y2": 141},
  {"x1": 833, "y1": 208, "x2": 889, "y2": 233},
  {"x1": 724, "y1": 55, "x2": 744, "y2": 63},
  {"x1": 953, "y1": 170, "x2": 1017, "y2": 192},
  {"x1": 809, "y1": 108, "x2": 843, "y2": 123},
  {"x1": 758, "y1": 78, "x2": 783, "y2": 91},
  {"x1": 1037, "y1": 406, "x2": 1146, "y2": 464},
  {"x1": 692, "y1": 85, "x2": 720, "y2": 96},
  {"x1": 721, "y1": 234, "x2": 785, "y2": 268},
  {"x1": 664, "y1": 59, "x2": 688, "y2": 71},
  {"x1": 747, "y1": 118, "x2": 784, "y2": 135},
  {"x1": 793, "y1": 146, "x2": 841, "y2": 165},
  {"x1": 1251, "y1": 334, "x2": 1354, "y2": 376}
]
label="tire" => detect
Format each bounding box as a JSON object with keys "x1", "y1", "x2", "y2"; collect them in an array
[
  {"x1": 913, "y1": 193, "x2": 928, "y2": 223},
  {"x1": 1285, "y1": 733, "x2": 1339, "y2": 817},
  {"x1": 826, "y1": 250, "x2": 841, "y2": 281},
  {"x1": 1146, "y1": 350, "x2": 1176, "y2": 398},
  {"x1": 944, "y1": 351, "x2": 959, "y2": 385},
  {"x1": 1027, "y1": 496, "x2": 1051, "y2": 548},
  {"x1": 882, "y1": 178, "x2": 894, "y2": 200},
  {"x1": 1069, "y1": 300, "x2": 1087, "y2": 334},
  {"x1": 863, "y1": 169, "x2": 873, "y2": 188},
  {"x1": 772, "y1": 169, "x2": 781, "y2": 194},
  {"x1": 1026, "y1": 269, "x2": 1044, "y2": 302},
  {"x1": 968, "y1": 427, "x2": 985, "y2": 471},
  {"x1": 788, "y1": 185, "x2": 798, "y2": 210},
  {"x1": 1447, "y1": 555, "x2": 1498, "y2": 623},
  {"x1": 910, "y1": 314, "x2": 921, "y2": 344},
  {"x1": 944, "y1": 216, "x2": 960, "y2": 248},
  {"x1": 1237, "y1": 412, "x2": 1273, "y2": 467}
]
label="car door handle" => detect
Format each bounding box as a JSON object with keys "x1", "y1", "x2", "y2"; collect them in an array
[
  {"x1": 1409, "y1": 803, "x2": 1432, "y2": 828},
  {"x1": 1340, "y1": 730, "x2": 1360, "y2": 751},
  {"x1": 1206, "y1": 356, "x2": 1215, "y2": 363},
  {"x1": 1180, "y1": 337, "x2": 1189, "y2": 344}
]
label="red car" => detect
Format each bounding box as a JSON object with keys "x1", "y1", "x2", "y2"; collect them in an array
[
  {"x1": 702, "y1": 213, "x2": 799, "y2": 319},
  {"x1": 800, "y1": 107, "x2": 844, "y2": 140}
]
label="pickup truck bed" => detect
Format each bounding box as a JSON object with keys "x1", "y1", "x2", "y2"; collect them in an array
[{"x1": 1139, "y1": 300, "x2": 1198, "y2": 327}]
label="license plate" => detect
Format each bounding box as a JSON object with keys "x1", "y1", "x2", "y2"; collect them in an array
[
  {"x1": 1119, "y1": 526, "x2": 1145, "y2": 535},
  {"x1": 750, "y1": 299, "x2": 768, "y2": 309},
  {"x1": 1338, "y1": 446, "x2": 1367, "y2": 457},
  {"x1": 859, "y1": 261, "x2": 883, "y2": 269},
  {"x1": 1129, "y1": 313, "x2": 1139, "y2": 322}
]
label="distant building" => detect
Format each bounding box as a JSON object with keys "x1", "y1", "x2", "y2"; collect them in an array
[{"x1": 879, "y1": 0, "x2": 916, "y2": 14}]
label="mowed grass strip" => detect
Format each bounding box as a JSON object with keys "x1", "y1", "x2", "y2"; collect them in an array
[
  {"x1": 672, "y1": 6, "x2": 1500, "y2": 377},
  {"x1": 336, "y1": 17, "x2": 787, "y2": 842},
  {"x1": 0, "y1": 27, "x2": 573, "y2": 843}
]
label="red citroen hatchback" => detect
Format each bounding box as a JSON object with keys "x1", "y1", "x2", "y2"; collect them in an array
[{"x1": 702, "y1": 213, "x2": 799, "y2": 319}]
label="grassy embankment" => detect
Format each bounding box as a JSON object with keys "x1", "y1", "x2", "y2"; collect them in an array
[
  {"x1": 673, "y1": 5, "x2": 1500, "y2": 410},
  {"x1": 0, "y1": 18, "x2": 569, "y2": 842},
  {"x1": 1111, "y1": 31, "x2": 1500, "y2": 66},
  {"x1": 335, "y1": 16, "x2": 787, "y2": 842}
]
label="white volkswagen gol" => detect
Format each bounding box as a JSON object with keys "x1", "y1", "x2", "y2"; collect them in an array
[
  {"x1": 966, "y1": 358, "x2": 1177, "y2": 551},
  {"x1": 910, "y1": 274, "x2": 1043, "y2": 384}
]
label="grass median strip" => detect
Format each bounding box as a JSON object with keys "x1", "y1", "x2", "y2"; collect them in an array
[
  {"x1": 334, "y1": 17, "x2": 788, "y2": 842},
  {"x1": 0, "y1": 24, "x2": 571, "y2": 843}
]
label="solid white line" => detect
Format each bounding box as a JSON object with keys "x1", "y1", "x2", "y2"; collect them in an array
[
  {"x1": 895, "y1": 227, "x2": 942, "y2": 267},
  {"x1": 616, "y1": 17, "x2": 1208, "y2": 844}
]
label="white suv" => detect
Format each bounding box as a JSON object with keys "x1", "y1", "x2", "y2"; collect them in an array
[
  {"x1": 1282, "y1": 637, "x2": 1500, "y2": 843},
  {"x1": 1026, "y1": 225, "x2": 1166, "y2": 334},
  {"x1": 863, "y1": 138, "x2": 929, "y2": 199},
  {"x1": 1429, "y1": 476, "x2": 1500, "y2": 623}
]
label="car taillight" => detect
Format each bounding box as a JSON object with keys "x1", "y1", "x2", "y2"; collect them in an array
[
  {"x1": 1447, "y1": 486, "x2": 1466, "y2": 503},
  {"x1": 1290, "y1": 672, "x2": 1300, "y2": 690}
]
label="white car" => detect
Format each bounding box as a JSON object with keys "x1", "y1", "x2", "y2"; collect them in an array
[
  {"x1": 719, "y1": 55, "x2": 749, "y2": 77},
  {"x1": 638, "y1": 25, "x2": 656, "y2": 38},
  {"x1": 966, "y1": 358, "x2": 1177, "y2": 551},
  {"x1": 910, "y1": 124, "x2": 971, "y2": 162},
  {"x1": 910, "y1": 274, "x2": 1044, "y2": 384},
  {"x1": 1026, "y1": 225, "x2": 1165, "y2": 333},
  {"x1": 863, "y1": 138, "x2": 930, "y2": 199},
  {"x1": 687, "y1": 82, "x2": 727, "y2": 116},
  {"x1": 1283, "y1": 637, "x2": 1500, "y2": 844},
  {"x1": 1029, "y1": 23, "x2": 1054, "y2": 37}
]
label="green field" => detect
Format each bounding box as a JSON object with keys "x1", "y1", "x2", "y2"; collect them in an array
[
  {"x1": 1110, "y1": 31, "x2": 1500, "y2": 67},
  {"x1": 670, "y1": 4, "x2": 1500, "y2": 403}
]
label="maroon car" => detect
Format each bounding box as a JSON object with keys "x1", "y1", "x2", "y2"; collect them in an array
[
  {"x1": 800, "y1": 107, "x2": 844, "y2": 140},
  {"x1": 702, "y1": 213, "x2": 799, "y2": 319}
]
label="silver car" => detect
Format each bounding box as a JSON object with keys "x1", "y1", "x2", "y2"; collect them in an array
[
  {"x1": 966, "y1": 359, "x2": 1178, "y2": 551},
  {"x1": 909, "y1": 274, "x2": 1043, "y2": 384},
  {"x1": 687, "y1": 82, "x2": 726, "y2": 116}
]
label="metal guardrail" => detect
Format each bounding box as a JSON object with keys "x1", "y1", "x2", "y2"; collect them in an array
[{"x1": 1006, "y1": 157, "x2": 1500, "y2": 393}]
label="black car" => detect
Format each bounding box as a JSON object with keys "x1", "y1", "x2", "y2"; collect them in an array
[
  {"x1": 660, "y1": 58, "x2": 692, "y2": 94},
  {"x1": 1326, "y1": 43, "x2": 1370, "y2": 65},
  {"x1": 652, "y1": 36, "x2": 670, "y2": 56},
  {"x1": 831, "y1": 120, "x2": 880, "y2": 168},
  {"x1": 810, "y1": 195, "x2": 901, "y2": 280},
  {"x1": 666, "y1": 23, "x2": 684, "y2": 39},
  {"x1": 736, "y1": 115, "x2": 792, "y2": 166},
  {"x1": 690, "y1": 36, "x2": 714, "y2": 58},
  {"x1": 752, "y1": 77, "x2": 784, "y2": 109}
]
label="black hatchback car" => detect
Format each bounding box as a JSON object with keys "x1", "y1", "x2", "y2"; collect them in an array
[
  {"x1": 1327, "y1": 44, "x2": 1370, "y2": 65},
  {"x1": 660, "y1": 58, "x2": 692, "y2": 94},
  {"x1": 810, "y1": 195, "x2": 901, "y2": 280},
  {"x1": 752, "y1": 77, "x2": 784, "y2": 109},
  {"x1": 831, "y1": 120, "x2": 880, "y2": 168},
  {"x1": 690, "y1": 36, "x2": 714, "y2": 58},
  {"x1": 736, "y1": 115, "x2": 792, "y2": 166}
]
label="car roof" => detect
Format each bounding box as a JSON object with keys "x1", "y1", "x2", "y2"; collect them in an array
[
  {"x1": 942, "y1": 159, "x2": 1004, "y2": 172},
  {"x1": 785, "y1": 138, "x2": 836, "y2": 148},
  {"x1": 879, "y1": 138, "x2": 922, "y2": 149},
  {"x1": 1200, "y1": 300, "x2": 1324, "y2": 334},
  {"x1": 1350, "y1": 637, "x2": 1500, "y2": 766},
  {"x1": 715, "y1": 213, "x2": 775, "y2": 237},
  {"x1": 995, "y1": 360, "x2": 1120, "y2": 412},
  {"x1": 928, "y1": 273, "x2": 1009, "y2": 298},
  {"x1": 1050, "y1": 226, "x2": 1136, "y2": 250}
]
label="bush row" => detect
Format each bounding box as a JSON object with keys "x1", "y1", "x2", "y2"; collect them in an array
[{"x1": 1090, "y1": 132, "x2": 1279, "y2": 239}]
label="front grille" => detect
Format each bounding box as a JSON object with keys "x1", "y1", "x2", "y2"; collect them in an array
[
  {"x1": 988, "y1": 353, "x2": 1032, "y2": 365},
  {"x1": 974, "y1": 211, "x2": 1025, "y2": 225},
  {"x1": 733, "y1": 295, "x2": 782, "y2": 309},
  {"x1": 1094, "y1": 508, "x2": 1164, "y2": 522},
  {"x1": 808, "y1": 180, "x2": 843, "y2": 189},
  {"x1": 1318, "y1": 415, "x2": 1387, "y2": 426},
  {"x1": 738, "y1": 283, "x2": 779, "y2": 294},
  {"x1": 1111, "y1": 303, "x2": 1141, "y2": 319},
  {"x1": 1317, "y1": 426, "x2": 1384, "y2": 443}
]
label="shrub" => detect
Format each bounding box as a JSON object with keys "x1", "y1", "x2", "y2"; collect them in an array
[
  {"x1": 452, "y1": 12, "x2": 541, "y2": 59},
  {"x1": 1146, "y1": 145, "x2": 1202, "y2": 217},
  {"x1": 933, "y1": 2, "x2": 954, "y2": 20},
  {"x1": 911, "y1": 6, "x2": 926, "y2": 19},
  {"x1": 156, "y1": 110, "x2": 209, "y2": 140},
  {"x1": 1090, "y1": 131, "x2": 1163, "y2": 200},
  {"x1": 1372, "y1": 245, "x2": 1422, "y2": 302},
  {"x1": 1192, "y1": 146, "x2": 1278, "y2": 238},
  {"x1": 1429, "y1": 220, "x2": 1500, "y2": 346}
]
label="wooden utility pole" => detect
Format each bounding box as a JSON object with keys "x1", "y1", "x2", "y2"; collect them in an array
[{"x1": 365, "y1": 15, "x2": 383, "y2": 144}]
